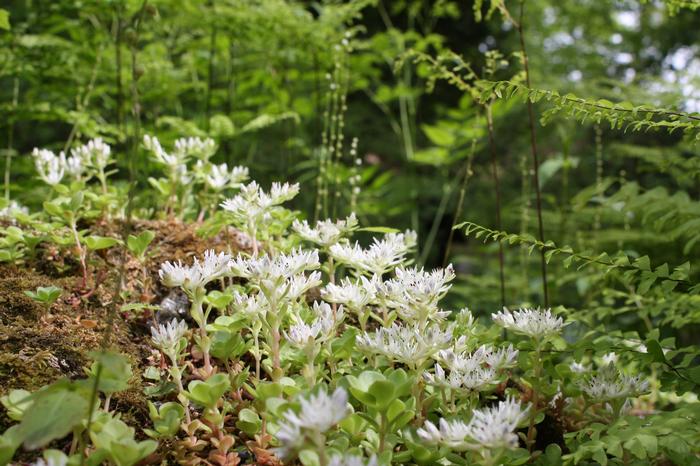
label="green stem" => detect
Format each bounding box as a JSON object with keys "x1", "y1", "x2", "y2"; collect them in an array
[{"x1": 516, "y1": 0, "x2": 549, "y2": 307}]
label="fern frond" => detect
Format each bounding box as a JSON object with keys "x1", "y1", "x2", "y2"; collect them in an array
[
  {"x1": 455, "y1": 221, "x2": 696, "y2": 294},
  {"x1": 477, "y1": 80, "x2": 700, "y2": 140}
]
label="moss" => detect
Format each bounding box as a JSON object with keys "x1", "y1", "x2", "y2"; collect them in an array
[{"x1": 0, "y1": 218, "x2": 247, "y2": 463}]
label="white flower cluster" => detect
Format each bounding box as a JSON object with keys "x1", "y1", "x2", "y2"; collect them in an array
[
  {"x1": 144, "y1": 134, "x2": 182, "y2": 168},
  {"x1": 220, "y1": 181, "x2": 299, "y2": 231},
  {"x1": 197, "y1": 161, "x2": 249, "y2": 191},
  {"x1": 230, "y1": 248, "x2": 321, "y2": 302},
  {"x1": 174, "y1": 136, "x2": 217, "y2": 160},
  {"x1": 70, "y1": 138, "x2": 113, "y2": 176},
  {"x1": 330, "y1": 230, "x2": 417, "y2": 275},
  {"x1": 375, "y1": 265, "x2": 455, "y2": 324},
  {"x1": 231, "y1": 290, "x2": 269, "y2": 319},
  {"x1": 580, "y1": 362, "x2": 649, "y2": 401},
  {"x1": 274, "y1": 387, "x2": 350, "y2": 459},
  {"x1": 33, "y1": 138, "x2": 115, "y2": 186},
  {"x1": 0, "y1": 200, "x2": 28, "y2": 220},
  {"x1": 32, "y1": 148, "x2": 66, "y2": 185},
  {"x1": 418, "y1": 397, "x2": 529, "y2": 451},
  {"x1": 143, "y1": 134, "x2": 192, "y2": 185},
  {"x1": 356, "y1": 322, "x2": 452, "y2": 367},
  {"x1": 292, "y1": 213, "x2": 359, "y2": 248},
  {"x1": 285, "y1": 302, "x2": 342, "y2": 348},
  {"x1": 492, "y1": 307, "x2": 566, "y2": 339},
  {"x1": 321, "y1": 275, "x2": 378, "y2": 312},
  {"x1": 150, "y1": 319, "x2": 188, "y2": 360},
  {"x1": 159, "y1": 249, "x2": 233, "y2": 294},
  {"x1": 426, "y1": 344, "x2": 519, "y2": 393}
]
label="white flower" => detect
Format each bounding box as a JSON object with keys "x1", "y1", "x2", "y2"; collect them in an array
[
  {"x1": 143, "y1": 134, "x2": 183, "y2": 167},
  {"x1": 328, "y1": 454, "x2": 378, "y2": 466},
  {"x1": 292, "y1": 213, "x2": 358, "y2": 248},
  {"x1": 329, "y1": 242, "x2": 366, "y2": 269},
  {"x1": 0, "y1": 200, "x2": 28, "y2": 219},
  {"x1": 329, "y1": 229, "x2": 417, "y2": 276},
  {"x1": 356, "y1": 322, "x2": 452, "y2": 367},
  {"x1": 454, "y1": 308, "x2": 476, "y2": 333},
  {"x1": 440, "y1": 344, "x2": 519, "y2": 373},
  {"x1": 72, "y1": 138, "x2": 112, "y2": 172},
  {"x1": 417, "y1": 397, "x2": 529, "y2": 452},
  {"x1": 375, "y1": 265, "x2": 455, "y2": 324},
  {"x1": 285, "y1": 302, "x2": 340, "y2": 348},
  {"x1": 418, "y1": 417, "x2": 472, "y2": 451},
  {"x1": 580, "y1": 363, "x2": 649, "y2": 401},
  {"x1": 174, "y1": 136, "x2": 217, "y2": 160},
  {"x1": 286, "y1": 271, "x2": 323, "y2": 300},
  {"x1": 231, "y1": 290, "x2": 268, "y2": 316},
  {"x1": 274, "y1": 387, "x2": 350, "y2": 459},
  {"x1": 159, "y1": 250, "x2": 233, "y2": 293},
  {"x1": 32, "y1": 148, "x2": 66, "y2": 185},
  {"x1": 424, "y1": 363, "x2": 498, "y2": 393},
  {"x1": 601, "y1": 352, "x2": 619, "y2": 366},
  {"x1": 467, "y1": 397, "x2": 530, "y2": 449},
  {"x1": 426, "y1": 344, "x2": 518, "y2": 393},
  {"x1": 321, "y1": 275, "x2": 377, "y2": 311},
  {"x1": 492, "y1": 307, "x2": 566, "y2": 339},
  {"x1": 151, "y1": 319, "x2": 188, "y2": 359},
  {"x1": 65, "y1": 153, "x2": 85, "y2": 178},
  {"x1": 202, "y1": 162, "x2": 249, "y2": 190},
  {"x1": 570, "y1": 361, "x2": 590, "y2": 374},
  {"x1": 230, "y1": 248, "x2": 320, "y2": 282},
  {"x1": 220, "y1": 181, "x2": 299, "y2": 230},
  {"x1": 230, "y1": 249, "x2": 321, "y2": 303}
]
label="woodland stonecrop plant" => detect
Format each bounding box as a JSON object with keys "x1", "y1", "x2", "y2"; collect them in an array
[
  {"x1": 42, "y1": 190, "x2": 119, "y2": 289},
  {"x1": 143, "y1": 134, "x2": 235, "y2": 218},
  {"x1": 273, "y1": 387, "x2": 351, "y2": 463},
  {"x1": 159, "y1": 249, "x2": 234, "y2": 377},
  {"x1": 285, "y1": 302, "x2": 344, "y2": 386},
  {"x1": 221, "y1": 180, "x2": 300, "y2": 255},
  {"x1": 195, "y1": 161, "x2": 249, "y2": 221},
  {"x1": 24, "y1": 285, "x2": 62, "y2": 317},
  {"x1": 492, "y1": 307, "x2": 567, "y2": 449},
  {"x1": 32, "y1": 139, "x2": 117, "y2": 202},
  {"x1": 418, "y1": 397, "x2": 530, "y2": 466},
  {"x1": 229, "y1": 248, "x2": 322, "y2": 380}
]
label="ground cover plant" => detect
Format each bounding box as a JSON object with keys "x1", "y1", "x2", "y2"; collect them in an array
[{"x1": 1, "y1": 1, "x2": 700, "y2": 465}]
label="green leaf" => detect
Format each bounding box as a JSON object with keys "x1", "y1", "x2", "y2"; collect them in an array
[
  {"x1": 87, "y1": 351, "x2": 133, "y2": 395},
  {"x1": 0, "y1": 426, "x2": 22, "y2": 465},
  {"x1": 0, "y1": 389, "x2": 33, "y2": 421},
  {"x1": 645, "y1": 340, "x2": 666, "y2": 363},
  {"x1": 0, "y1": 9, "x2": 9, "y2": 30},
  {"x1": 235, "y1": 408, "x2": 261, "y2": 436},
  {"x1": 147, "y1": 402, "x2": 184, "y2": 438},
  {"x1": 90, "y1": 416, "x2": 158, "y2": 466},
  {"x1": 126, "y1": 230, "x2": 155, "y2": 257},
  {"x1": 17, "y1": 381, "x2": 89, "y2": 449},
  {"x1": 206, "y1": 290, "x2": 234, "y2": 310},
  {"x1": 367, "y1": 380, "x2": 395, "y2": 410},
  {"x1": 358, "y1": 226, "x2": 400, "y2": 234},
  {"x1": 185, "y1": 373, "x2": 231, "y2": 409},
  {"x1": 85, "y1": 235, "x2": 119, "y2": 250},
  {"x1": 43, "y1": 200, "x2": 65, "y2": 218},
  {"x1": 24, "y1": 286, "x2": 62, "y2": 305},
  {"x1": 422, "y1": 124, "x2": 456, "y2": 147}
]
